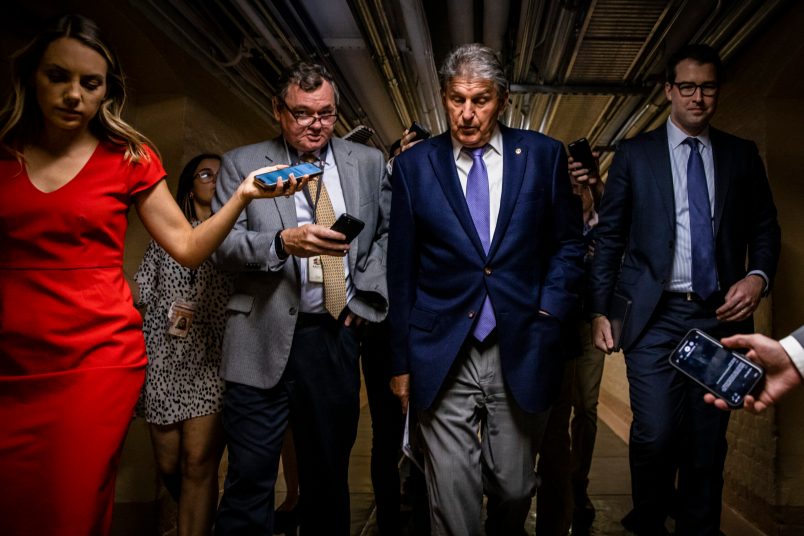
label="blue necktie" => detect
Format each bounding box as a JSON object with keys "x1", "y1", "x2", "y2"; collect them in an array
[
  {"x1": 684, "y1": 137, "x2": 717, "y2": 300},
  {"x1": 465, "y1": 146, "x2": 495, "y2": 341}
]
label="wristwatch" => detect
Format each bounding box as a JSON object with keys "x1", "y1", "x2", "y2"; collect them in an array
[{"x1": 274, "y1": 230, "x2": 289, "y2": 260}]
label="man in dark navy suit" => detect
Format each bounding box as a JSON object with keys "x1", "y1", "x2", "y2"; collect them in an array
[
  {"x1": 590, "y1": 44, "x2": 780, "y2": 535},
  {"x1": 388, "y1": 43, "x2": 585, "y2": 535}
]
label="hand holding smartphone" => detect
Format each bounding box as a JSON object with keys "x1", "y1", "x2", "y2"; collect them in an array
[
  {"x1": 568, "y1": 138, "x2": 599, "y2": 177},
  {"x1": 669, "y1": 328, "x2": 764, "y2": 408},
  {"x1": 408, "y1": 121, "x2": 431, "y2": 142},
  {"x1": 254, "y1": 162, "x2": 323, "y2": 189},
  {"x1": 330, "y1": 213, "x2": 365, "y2": 243}
]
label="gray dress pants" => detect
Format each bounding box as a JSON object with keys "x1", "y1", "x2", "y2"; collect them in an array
[{"x1": 419, "y1": 341, "x2": 550, "y2": 536}]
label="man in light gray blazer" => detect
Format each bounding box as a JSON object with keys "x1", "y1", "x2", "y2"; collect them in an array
[{"x1": 212, "y1": 62, "x2": 390, "y2": 536}]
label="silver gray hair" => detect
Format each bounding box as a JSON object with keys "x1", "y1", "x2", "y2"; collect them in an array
[{"x1": 439, "y1": 43, "x2": 508, "y2": 98}]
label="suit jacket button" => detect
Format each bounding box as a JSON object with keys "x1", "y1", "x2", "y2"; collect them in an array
[
  {"x1": 468, "y1": 311, "x2": 476, "y2": 319},
  {"x1": 484, "y1": 267, "x2": 492, "y2": 276},
  {"x1": 289, "y1": 307, "x2": 297, "y2": 315}
]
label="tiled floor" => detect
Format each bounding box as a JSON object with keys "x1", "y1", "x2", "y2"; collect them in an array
[{"x1": 276, "y1": 399, "x2": 635, "y2": 536}]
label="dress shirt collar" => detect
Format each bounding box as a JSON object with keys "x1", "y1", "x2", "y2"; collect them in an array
[
  {"x1": 282, "y1": 138, "x2": 330, "y2": 165},
  {"x1": 666, "y1": 117, "x2": 711, "y2": 151},
  {"x1": 450, "y1": 124, "x2": 503, "y2": 161}
]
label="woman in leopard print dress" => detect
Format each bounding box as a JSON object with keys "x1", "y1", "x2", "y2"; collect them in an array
[{"x1": 135, "y1": 154, "x2": 232, "y2": 535}]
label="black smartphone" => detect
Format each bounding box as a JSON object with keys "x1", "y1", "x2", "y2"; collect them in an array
[
  {"x1": 408, "y1": 121, "x2": 431, "y2": 142},
  {"x1": 568, "y1": 137, "x2": 598, "y2": 176},
  {"x1": 254, "y1": 162, "x2": 323, "y2": 189},
  {"x1": 669, "y1": 328, "x2": 764, "y2": 408},
  {"x1": 330, "y1": 213, "x2": 365, "y2": 243}
]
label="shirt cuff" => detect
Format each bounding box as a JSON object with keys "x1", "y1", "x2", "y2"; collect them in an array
[
  {"x1": 746, "y1": 270, "x2": 770, "y2": 294},
  {"x1": 269, "y1": 233, "x2": 289, "y2": 267},
  {"x1": 780, "y1": 334, "x2": 804, "y2": 379}
]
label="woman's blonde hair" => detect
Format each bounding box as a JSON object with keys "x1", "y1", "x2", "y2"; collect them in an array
[{"x1": 0, "y1": 14, "x2": 154, "y2": 162}]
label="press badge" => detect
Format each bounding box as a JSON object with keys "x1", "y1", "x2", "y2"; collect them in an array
[
  {"x1": 308, "y1": 256, "x2": 324, "y2": 283},
  {"x1": 167, "y1": 299, "x2": 197, "y2": 338}
]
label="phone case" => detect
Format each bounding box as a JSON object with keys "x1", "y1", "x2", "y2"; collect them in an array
[
  {"x1": 330, "y1": 213, "x2": 365, "y2": 243},
  {"x1": 669, "y1": 329, "x2": 764, "y2": 407},
  {"x1": 254, "y1": 162, "x2": 323, "y2": 187},
  {"x1": 568, "y1": 138, "x2": 598, "y2": 175},
  {"x1": 409, "y1": 121, "x2": 431, "y2": 142}
]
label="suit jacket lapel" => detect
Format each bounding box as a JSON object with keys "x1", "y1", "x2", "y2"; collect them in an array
[
  {"x1": 331, "y1": 138, "x2": 359, "y2": 273},
  {"x1": 488, "y1": 125, "x2": 525, "y2": 259},
  {"x1": 709, "y1": 128, "x2": 730, "y2": 237},
  {"x1": 264, "y1": 139, "x2": 299, "y2": 227},
  {"x1": 265, "y1": 138, "x2": 300, "y2": 267},
  {"x1": 644, "y1": 127, "x2": 675, "y2": 232},
  {"x1": 428, "y1": 133, "x2": 486, "y2": 258}
]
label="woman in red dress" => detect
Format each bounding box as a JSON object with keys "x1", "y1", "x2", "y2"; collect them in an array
[{"x1": 0, "y1": 15, "x2": 303, "y2": 535}]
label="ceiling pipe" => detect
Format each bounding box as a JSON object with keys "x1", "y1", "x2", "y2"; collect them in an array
[
  {"x1": 131, "y1": 0, "x2": 277, "y2": 120},
  {"x1": 482, "y1": 0, "x2": 510, "y2": 53},
  {"x1": 346, "y1": 0, "x2": 413, "y2": 128},
  {"x1": 508, "y1": 0, "x2": 547, "y2": 129},
  {"x1": 447, "y1": 0, "x2": 475, "y2": 45},
  {"x1": 369, "y1": 0, "x2": 421, "y2": 123},
  {"x1": 398, "y1": 0, "x2": 446, "y2": 132},
  {"x1": 526, "y1": 1, "x2": 582, "y2": 131},
  {"x1": 562, "y1": 0, "x2": 597, "y2": 80},
  {"x1": 510, "y1": 83, "x2": 651, "y2": 95},
  {"x1": 231, "y1": 0, "x2": 295, "y2": 66}
]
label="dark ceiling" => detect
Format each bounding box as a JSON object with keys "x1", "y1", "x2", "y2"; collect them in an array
[{"x1": 2, "y1": 0, "x2": 792, "y2": 176}]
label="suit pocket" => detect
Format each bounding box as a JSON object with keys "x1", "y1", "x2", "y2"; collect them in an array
[
  {"x1": 514, "y1": 188, "x2": 546, "y2": 207},
  {"x1": 226, "y1": 293, "x2": 255, "y2": 314},
  {"x1": 409, "y1": 306, "x2": 437, "y2": 332}
]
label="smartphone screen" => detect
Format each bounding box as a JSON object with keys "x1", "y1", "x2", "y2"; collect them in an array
[
  {"x1": 669, "y1": 329, "x2": 764, "y2": 407},
  {"x1": 255, "y1": 162, "x2": 323, "y2": 187}
]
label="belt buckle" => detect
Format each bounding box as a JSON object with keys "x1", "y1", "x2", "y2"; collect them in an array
[{"x1": 685, "y1": 292, "x2": 695, "y2": 302}]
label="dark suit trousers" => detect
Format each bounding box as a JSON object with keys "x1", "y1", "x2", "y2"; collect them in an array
[
  {"x1": 361, "y1": 320, "x2": 404, "y2": 534},
  {"x1": 626, "y1": 293, "x2": 735, "y2": 536},
  {"x1": 216, "y1": 312, "x2": 361, "y2": 536},
  {"x1": 362, "y1": 320, "x2": 431, "y2": 536}
]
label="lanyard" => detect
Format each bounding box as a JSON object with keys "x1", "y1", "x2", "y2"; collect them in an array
[{"x1": 283, "y1": 139, "x2": 329, "y2": 224}]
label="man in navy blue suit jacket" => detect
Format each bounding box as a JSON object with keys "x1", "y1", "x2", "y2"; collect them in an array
[
  {"x1": 590, "y1": 44, "x2": 780, "y2": 535},
  {"x1": 388, "y1": 43, "x2": 585, "y2": 535}
]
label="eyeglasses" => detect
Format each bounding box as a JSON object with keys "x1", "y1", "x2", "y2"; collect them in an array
[
  {"x1": 672, "y1": 82, "x2": 719, "y2": 97},
  {"x1": 193, "y1": 168, "x2": 217, "y2": 182},
  {"x1": 279, "y1": 98, "x2": 338, "y2": 127}
]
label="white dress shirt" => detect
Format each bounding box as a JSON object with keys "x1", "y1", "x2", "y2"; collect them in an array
[
  {"x1": 666, "y1": 118, "x2": 717, "y2": 292},
  {"x1": 450, "y1": 126, "x2": 504, "y2": 241},
  {"x1": 780, "y1": 333, "x2": 804, "y2": 378},
  {"x1": 665, "y1": 118, "x2": 769, "y2": 293},
  {"x1": 269, "y1": 141, "x2": 355, "y2": 313}
]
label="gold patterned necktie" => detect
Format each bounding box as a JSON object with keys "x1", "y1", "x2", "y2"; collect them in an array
[{"x1": 302, "y1": 152, "x2": 347, "y2": 319}]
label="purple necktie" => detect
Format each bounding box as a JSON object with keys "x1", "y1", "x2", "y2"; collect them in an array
[
  {"x1": 684, "y1": 137, "x2": 718, "y2": 300},
  {"x1": 465, "y1": 146, "x2": 495, "y2": 341}
]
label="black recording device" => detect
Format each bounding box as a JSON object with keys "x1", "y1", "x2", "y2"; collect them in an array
[
  {"x1": 408, "y1": 121, "x2": 431, "y2": 142},
  {"x1": 568, "y1": 137, "x2": 598, "y2": 176},
  {"x1": 330, "y1": 213, "x2": 365, "y2": 243},
  {"x1": 669, "y1": 329, "x2": 764, "y2": 408}
]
